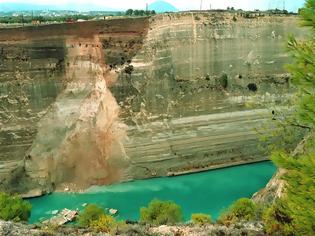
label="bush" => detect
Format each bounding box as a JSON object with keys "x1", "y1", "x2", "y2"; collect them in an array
[
  {"x1": 90, "y1": 214, "x2": 118, "y2": 233},
  {"x1": 140, "y1": 199, "x2": 183, "y2": 225},
  {"x1": 191, "y1": 213, "x2": 212, "y2": 226},
  {"x1": 261, "y1": 152, "x2": 315, "y2": 235},
  {"x1": 78, "y1": 204, "x2": 106, "y2": 227},
  {"x1": 78, "y1": 204, "x2": 121, "y2": 233},
  {"x1": 218, "y1": 198, "x2": 257, "y2": 225},
  {"x1": 0, "y1": 192, "x2": 31, "y2": 222}
]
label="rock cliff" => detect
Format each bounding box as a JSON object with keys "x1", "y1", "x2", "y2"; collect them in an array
[{"x1": 0, "y1": 12, "x2": 306, "y2": 195}]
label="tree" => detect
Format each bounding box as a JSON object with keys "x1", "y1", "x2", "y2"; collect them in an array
[
  {"x1": 0, "y1": 192, "x2": 32, "y2": 222},
  {"x1": 126, "y1": 9, "x2": 133, "y2": 16},
  {"x1": 138, "y1": 10, "x2": 145, "y2": 16},
  {"x1": 140, "y1": 199, "x2": 183, "y2": 225},
  {"x1": 263, "y1": 152, "x2": 315, "y2": 235},
  {"x1": 260, "y1": 0, "x2": 315, "y2": 235}
]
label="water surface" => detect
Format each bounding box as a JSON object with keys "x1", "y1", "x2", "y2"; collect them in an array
[{"x1": 29, "y1": 161, "x2": 275, "y2": 223}]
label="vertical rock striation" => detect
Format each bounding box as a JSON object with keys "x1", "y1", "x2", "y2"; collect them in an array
[
  {"x1": 0, "y1": 18, "x2": 149, "y2": 194},
  {"x1": 25, "y1": 36, "x2": 129, "y2": 193}
]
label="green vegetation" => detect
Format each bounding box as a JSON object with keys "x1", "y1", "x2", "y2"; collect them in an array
[
  {"x1": 262, "y1": 152, "x2": 315, "y2": 235},
  {"x1": 0, "y1": 192, "x2": 31, "y2": 222},
  {"x1": 78, "y1": 204, "x2": 105, "y2": 227},
  {"x1": 90, "y1": 214, "x2": 118, "y2": 233},
  {"x1": 125, "y1": 9, "x2": 156, "y2": 16},
  {"x1": 218, "y1": 198, "x2": 259, "y2": 225},
  {"x1": 0, "y1": 9, "x2": 157, "y2": 25},
  {"x1": 260, "y1": 1, "x2": 315, "y2": 235},
  {"x1": 0, "y1": 14, "x2": 97, "y2": 24},
  {"x1": 140, "y1": 199, "x2": 183, "y2": 225},
  {"x1": 77, "y1": 204, "x2": 119, "y2": 233},
  {"x1": 191, "y1": 213, "x2": 212, "y2": 226}
]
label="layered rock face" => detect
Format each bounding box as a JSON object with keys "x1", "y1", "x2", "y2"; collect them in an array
[
  {"x1": 0, "y1": 19, "x2": 149, "y2": 194},
  {"x1": 0, "y1": 13, "x2": 306, "y2": 195},
  {"x1": 113, "y1": 13, "x2": 305, "y2": 180}
]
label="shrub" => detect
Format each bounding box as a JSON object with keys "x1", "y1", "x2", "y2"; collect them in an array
[
  {"x1": 261, "y1": 152, "x2": 315, "y2": 235},
  {"x1": 140, "y1": 199, "x2": 183, "y2": 225},
  {"x1": 78, "y1": 204, "x2": 106, "y2": 227},
  {"x1": 78, "y1": 204, "x2": 121, "y2": 233},
  {"x1": 218, "y1": 198, "x2": 257, "y2": 225},
  {"x1": 0, "y1": 192, "x2": 31, "y2": 222},
  {"x1": 191, "y1": 213, "x2": 212, "y2": 226},
  {"x1": 90, "y1": 214, "x2": 117, "y2": 233}
]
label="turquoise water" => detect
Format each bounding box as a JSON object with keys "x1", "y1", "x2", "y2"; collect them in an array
[{"x1": 28, "y1": 162, "x2": 276, "y2": 223}]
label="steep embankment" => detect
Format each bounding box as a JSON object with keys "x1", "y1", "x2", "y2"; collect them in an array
[
  {"x1": 112, "y1": 12, "x2": 306, "y2": 181},
  {"x1": 0, "y1": 18, "x2": 149, "y2": 195},
  {"x1": 0, "y1": 12, "x2": 306, "y2": 196}
]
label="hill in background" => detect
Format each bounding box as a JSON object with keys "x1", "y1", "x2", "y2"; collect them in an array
[{"x1": 148, "y1": 1, "x2": 178, "y2": 13}]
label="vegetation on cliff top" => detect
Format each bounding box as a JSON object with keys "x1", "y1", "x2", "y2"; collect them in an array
[
  {"x1": 78, "y1": 204, "x2": 120, "y2": 233},
  {"x1": 125, "y1": 9, "x2": 156, "y2": 16},
  {"x1": 0, "y1": 192, "x2": 31, "y2": 222},
  {"x1": 191, "y1": 213, "x2": 212, "y2": 226},
  {"x1": 218, "y1": 198, "x2": 261, "y2": 226},
  {"x1": 140, "y1": 199, "x2": 183, "y2": 225}
]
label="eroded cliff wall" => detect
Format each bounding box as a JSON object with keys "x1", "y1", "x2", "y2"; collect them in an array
[
  {"x1": 112, "y1": 12, "x2": 306, "y2": 180},
  {"x1": 0, "y1": 13, "x2": 306, "y2": 195},
  {"x1": 0, "y1": 18, "x2": 149, "y2": 195}
]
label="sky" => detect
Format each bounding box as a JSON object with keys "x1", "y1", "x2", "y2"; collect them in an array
[{"x1": 0, "y1": 0, "x2": 306, "y2": 12}]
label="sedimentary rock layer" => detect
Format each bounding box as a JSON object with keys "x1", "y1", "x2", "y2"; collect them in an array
[
  {"x1": 0, "y1": 12, "x2": 306, "y2": 195},
  {"x1": 0, "y1": 17, "x2": 149, "y2": 194},
  {"x1": 113, "y1": 12, "x2": 306, "y2": 180}
]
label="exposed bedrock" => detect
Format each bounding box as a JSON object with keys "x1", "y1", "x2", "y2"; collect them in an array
[
  {"x1": 0, "y1": 18, "x2": 149, "y2": 194},
  {"x1": 112, "y1": 13, "x2": 306, "y2": 181},
  {"x1": 0, "y1": 12, "x2": 307, "y2": 195},
  {"x1": 24, "y1": 36, "x2": 130, "y2": 193}
]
